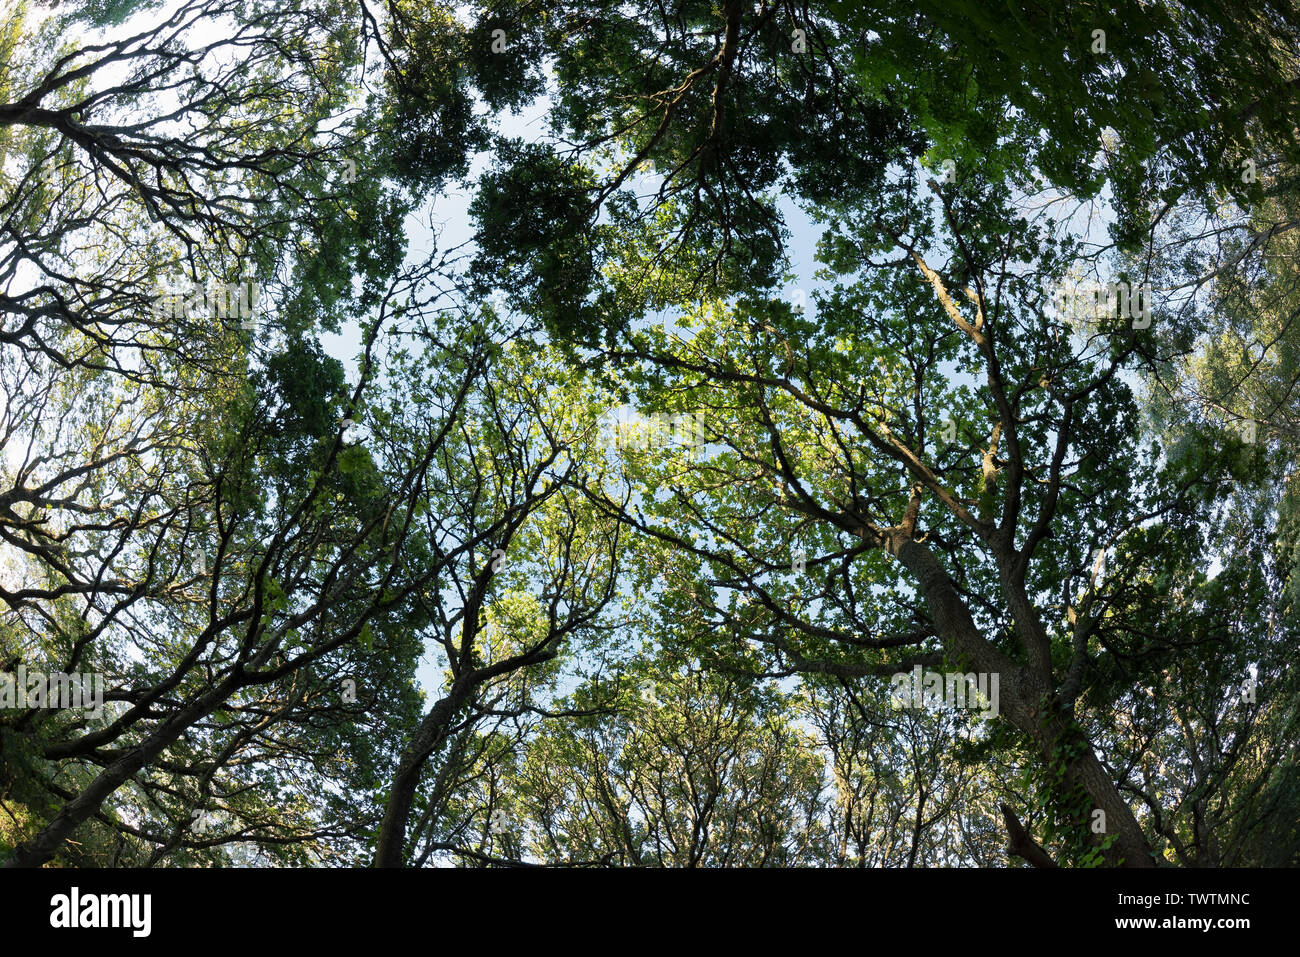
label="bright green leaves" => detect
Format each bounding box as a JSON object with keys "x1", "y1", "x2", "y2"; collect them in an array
[{"x1": 504, "y1": 666, "x2": 824, "y2": 866}]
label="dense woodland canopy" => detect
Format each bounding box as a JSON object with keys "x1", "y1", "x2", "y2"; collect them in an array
[{"x1": 0, "y1": 0, "x2": 1298, "y2": 868}]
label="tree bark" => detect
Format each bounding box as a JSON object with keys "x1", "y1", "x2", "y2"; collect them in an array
[
  {"x1": 889, "y1": 537, "x2": 1156, "y2": 867},
  {"x1": 1001, "y1": 803, "x2": 1058, "y2": 868},
  {"x1": 372, "y1": 684, "x2": 471, "y2": 867}
]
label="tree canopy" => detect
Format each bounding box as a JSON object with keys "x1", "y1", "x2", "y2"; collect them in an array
[{"x1": 1, "y1": 0, "x2": 1298, "y2": 869}]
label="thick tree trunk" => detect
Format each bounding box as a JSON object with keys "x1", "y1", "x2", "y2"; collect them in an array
[
  {"x1": 889, "y1": 537, "x2": 1156, "y2": 867},
  {"x1": 372, "y1": 686, "x2": 469, "y2": 867}
]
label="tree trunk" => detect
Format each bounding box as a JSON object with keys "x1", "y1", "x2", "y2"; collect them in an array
[
  {"x1": 889, "y1": 537, "x2": 1156, "y2": 867},
  {"x1": 372, "y1": 686, "x2": 469, "y2": 867}
]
